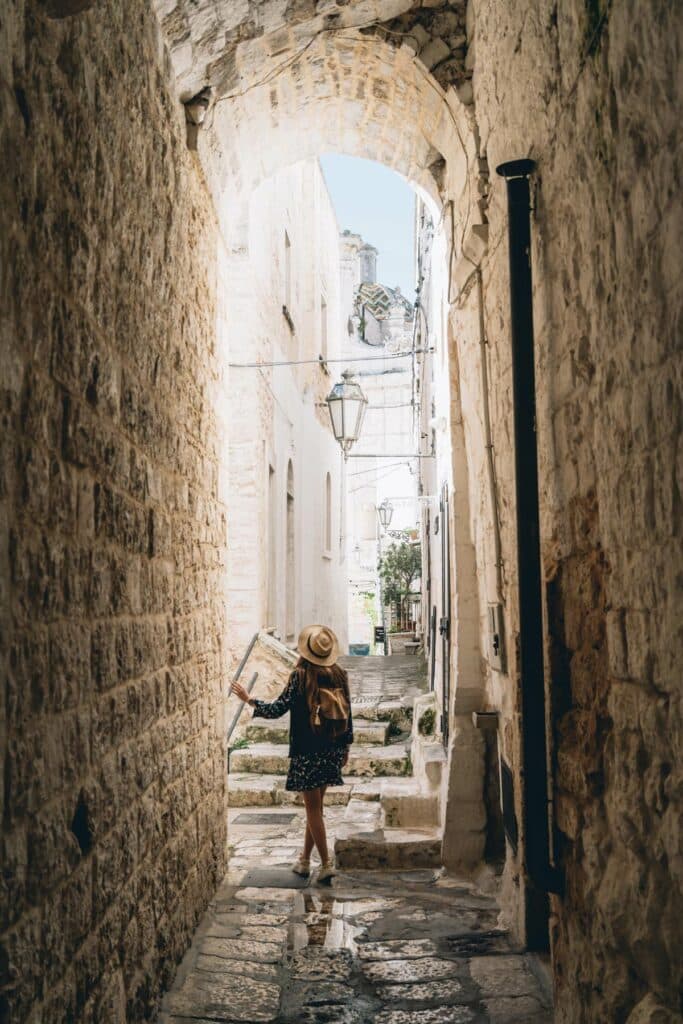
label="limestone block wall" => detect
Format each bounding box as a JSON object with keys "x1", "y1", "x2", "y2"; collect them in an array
[
  {"x1": 0, "y1": 3, "x2": 228, "y2": 1020},
  {"x1": 448, "y1": 0, "x2": 683, "y2": 1018}
]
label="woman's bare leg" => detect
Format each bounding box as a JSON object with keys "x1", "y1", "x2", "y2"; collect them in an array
[
  {"x1": 303, "y1": 787, "x2": 330, "y2": 864},
  {"x1": 302, "y1": 785, "x2": 328, "y2": 861},
  {"x1": 302, "y1": 822, "x2": 314, "y2": 861}
]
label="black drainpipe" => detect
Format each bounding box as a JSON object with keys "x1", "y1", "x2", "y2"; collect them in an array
[{"x1": 495, "y1": 159, "x2": 563, "y2": 897}]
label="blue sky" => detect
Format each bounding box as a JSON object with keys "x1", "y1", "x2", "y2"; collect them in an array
[{"x1": 320, "y1": 154, "x2": 416, "y2": 299}]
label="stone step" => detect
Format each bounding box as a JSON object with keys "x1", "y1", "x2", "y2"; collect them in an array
[
  {"x1": 380, "y1": 778, "x2": 441, "y2": 828},
  {"x1": 351, "y1": 698, "x2": 412, "y2": 726},
  {"x1": 343, "y1": 797, "x2": 384, "y2": 830},
  {"x1": 334, "y1": 824, "x2": 442, "y2": 870},
  {"x1": 333, "y1": 794, "x2": 441, "y2": 869},
  {"x1": 227, "y1": 774, "x2": 387, "y2": 808},
  {"x1": 349, "y1": 779, "x2": 384, "y2": 801},
  {"x1": 245, "y1": 716, "x2": 391, "y2": 746},
  {"x1": 229, "y1": 742, "x2": 411, "y2": 778},
  {"x1": 228, "y1": 774, "x2": 353, "y2": 807}
]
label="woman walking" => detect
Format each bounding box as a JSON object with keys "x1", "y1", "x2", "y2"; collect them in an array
[{"x1": 231, "y1": 624, "x2": 353, "y2": 882}]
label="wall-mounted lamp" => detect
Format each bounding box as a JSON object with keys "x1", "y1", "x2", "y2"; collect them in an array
[
  {"x1": 184, "y1": 87, "x2": 211, "y2": 150},
  {"x1": 376, "y1": 499, "x2": 394, "y2": 530},
  {"x1": 326, "y1": 370, "x2": 368, "y2": 457}
]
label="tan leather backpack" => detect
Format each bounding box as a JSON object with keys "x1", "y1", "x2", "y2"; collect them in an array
[{"x1": 313, "y1": 684, "x2": 350, "y2": 739}]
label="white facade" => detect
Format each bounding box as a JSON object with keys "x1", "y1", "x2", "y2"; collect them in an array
[
  {"x1": 414, "y1": 197, "x2": 490, "y2": 868},
  {"x1": 225, "y1": 160, "x2": 348, "y2": 666},
  {"x1": 415, "y1": 201, "x2": 452, "y2": 713},
  {"x1": 340, "y1": 231, "x2": 420, "y2": 651}
]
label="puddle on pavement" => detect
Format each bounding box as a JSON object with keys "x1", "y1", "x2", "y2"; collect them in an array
[{"x1": 290, "y1": 894, "x2": 364, "y2": 952}]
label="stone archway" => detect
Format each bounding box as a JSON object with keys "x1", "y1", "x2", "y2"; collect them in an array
[
  {"x1": 152, "y1": 3, "x2": 480, "y2": 221},
  {"x1": 155, "y1": 0, "x2": 498, "y2": 914},
  {"x1": 157, "y1": 0, "x2": 493, "y2": 871}
]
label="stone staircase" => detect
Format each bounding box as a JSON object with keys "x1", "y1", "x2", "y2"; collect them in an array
[{"x1": 227, "y1": 654, "x2": 442, "y2": 869}]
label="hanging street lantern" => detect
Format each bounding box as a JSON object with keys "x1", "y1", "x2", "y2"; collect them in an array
[
  {"x1": 376, "y1": 499, "x2": 394, "y2": 530},
  {"x1": 326, "y1": 370, "x2": 368, "y2": 455}
]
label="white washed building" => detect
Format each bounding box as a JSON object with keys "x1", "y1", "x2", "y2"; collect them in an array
[
  {"x1": 225, "y1": 160, "x2": 348, "y2": 665},
  {"x1": 340, "y1": 231, "x2": 420, "y2": 651}
]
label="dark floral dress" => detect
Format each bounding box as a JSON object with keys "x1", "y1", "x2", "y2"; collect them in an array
[
  {"x1": 252, "y1": 671, "x2": 353, "y2": 792},
  {"x1": 284, "y1": 748, "x2": 346, "y2": 792}
]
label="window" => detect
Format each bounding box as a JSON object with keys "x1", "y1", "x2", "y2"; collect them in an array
[
  {"x1": 323, "y1": 472, "x2": 332, "y2": 557},
  {"x1": 320, "y1": 293, "x2": 328, "y2": 360}
]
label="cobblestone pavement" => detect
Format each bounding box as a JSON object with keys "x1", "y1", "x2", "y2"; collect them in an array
[{"x1": 157, "y1": 806, "x2": 553, "y2": 1023}]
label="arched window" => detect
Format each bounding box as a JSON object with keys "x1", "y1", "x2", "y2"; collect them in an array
[{"x1": 323, "y1": 472, "x2": 332, "y2": 557}]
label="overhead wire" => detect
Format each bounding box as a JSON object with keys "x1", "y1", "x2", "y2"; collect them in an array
[
  {"x1": 228, "y1": 348, "x2": 430, "y2": 368},
  {"x1": 348, "y1": 460, "x2": 411, "y2": 478}
]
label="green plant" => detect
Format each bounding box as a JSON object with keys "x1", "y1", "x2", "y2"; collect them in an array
[
  {"x1": 378, "y1": 539, "x2": 421, "y2": 630},
  {"x1": 418, "y1": 707, "x2": 436, "y2": 736},
  {"x1": 230, "y1": 737, "x2": 250, "y2": 751}
]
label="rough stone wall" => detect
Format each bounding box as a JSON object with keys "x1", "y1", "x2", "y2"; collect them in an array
[
  {"x1": 0, "y1": 3, "x2": 228, "y2": 1020},
  {"x1": 459, "y1": 0, "x2": 683, "y2": 1018}
]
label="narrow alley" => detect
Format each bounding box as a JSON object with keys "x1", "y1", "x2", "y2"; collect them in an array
[
  {"x1": 160, "y1": 655, "x2": 551, "y2": 1024},
  {"x1": 2, "y1": 2, "x2": 681, "y2": 1023}
]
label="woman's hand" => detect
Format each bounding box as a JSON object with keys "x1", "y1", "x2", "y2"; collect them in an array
[
  {"x1": 231, "y1": 681, "x2": 254, "y2": 704},
  {"x1": 342, "y1": 748, "x2": 349, "y2": 767}
]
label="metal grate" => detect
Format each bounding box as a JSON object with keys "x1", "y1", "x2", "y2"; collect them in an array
[
  {"x1": 233, "y1": 812, "x2": 297, "y2": 825},
  {"x1": 500, "y1": 758, "x2": 518, "y2": 853}
]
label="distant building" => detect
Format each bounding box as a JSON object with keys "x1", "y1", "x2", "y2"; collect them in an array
[
  {"x1": 339, "y1": 230, "x2": 419, "y2": 651},
  {"x1": 341, "y1": 230, "x2": 414, "y2": 350}
]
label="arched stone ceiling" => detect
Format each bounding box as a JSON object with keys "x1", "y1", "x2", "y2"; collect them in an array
[
  {"x1": 154, "y1": 1, "x2": 470, "y2": 103},
  {"x1": 153, "y1": 2, "x2": 478, "y2": 233}
]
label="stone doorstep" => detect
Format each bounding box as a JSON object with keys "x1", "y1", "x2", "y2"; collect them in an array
[
  {"x1": 245, "y1": 716, "x2": 391, "y2": 746},
  {"x1": 229, "y1": 742, "x2": 411, "y2": 778},
  {"x1": 335, "y1": 825, "x2": 442, "y2": 870}
]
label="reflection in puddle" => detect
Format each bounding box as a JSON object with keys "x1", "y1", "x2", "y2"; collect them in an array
[{"x1": 296, "y1": 894, "x2": 364, "y2": 952}]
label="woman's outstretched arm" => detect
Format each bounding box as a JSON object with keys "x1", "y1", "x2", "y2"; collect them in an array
[{"x1": 232, "y1": 672, "x2": 298, "y2": 719}]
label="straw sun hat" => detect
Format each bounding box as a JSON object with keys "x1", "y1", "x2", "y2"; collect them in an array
[{"x1": 297, "y1": 624, "x2": 340, "y2": 667}]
